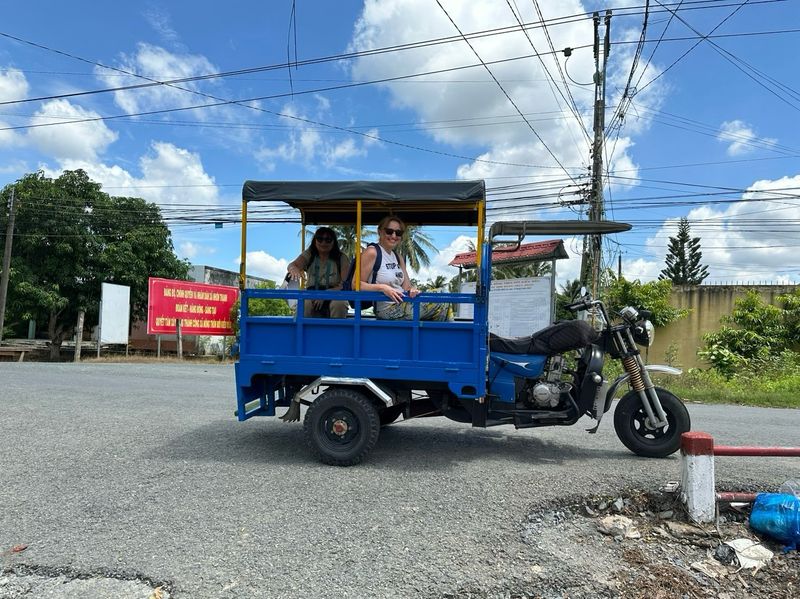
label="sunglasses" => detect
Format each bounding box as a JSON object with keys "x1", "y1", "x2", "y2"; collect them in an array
[
  {"x1": 315, "y1": 235, "x2": 334, "y2": 243},
  {"x1": 383, "y1": 227, "x2": 404, "y2": 238}
]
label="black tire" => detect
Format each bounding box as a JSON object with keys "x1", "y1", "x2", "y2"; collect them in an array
[
  {"x1": 303, "y1": 387, "x2": 380, "y2": 466},
  {"x1": 379, "y1": 405, "x2": 404, "y2": 426},
  {"x1": 613, "y1": 387, "x2": 690, "y2": 458}
]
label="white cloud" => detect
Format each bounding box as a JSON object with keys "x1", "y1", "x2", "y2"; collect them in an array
[
  {"x1": 256, "y1": 102, "x2": 374, "y2": 171},
  {"x1": 178, "y1": 241, "x2": 216, "y2": 259},
  {"x1": 144, "y1": 6, "x2": 182, "y2": 47},
  {"x1": 100, "y1": 43, "x2": 218, "y2": 116},
  {"x1": 639, "y1": 174, "x2": 800, "y2": 283},
  {"x1": 0, "y1": 67, "x2": 29, "y2": 102},
  {"x1": 244, "y1": 250, "x2": 290, "y2": 283},
  {"x1": 348, "y1": 0, "x2": 653, "y2": 196},
  {"x1": 27, "y1": 99, "x2": 118, "y2": 161},
  {"x1": 56, "y1": 141, "x2": 219, "y2": 206},
  {"x1": 717, "y1": 120, "x2": 777, "y2": 156},
  {"x1": 411, "y1": 234, "x2": 474, "y2": 283}
]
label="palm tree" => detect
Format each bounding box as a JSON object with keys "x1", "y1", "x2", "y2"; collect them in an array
[
  {"x1": 420, "y1": 275, "x2": 447, "y2": 291},
  {"x1": 395, "y1": 225, "x2": 437, "y2": 271}
]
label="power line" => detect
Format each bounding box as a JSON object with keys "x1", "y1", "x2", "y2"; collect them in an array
[{"x1": 435, "y1": 0, "x2": 578, "y2": 183}]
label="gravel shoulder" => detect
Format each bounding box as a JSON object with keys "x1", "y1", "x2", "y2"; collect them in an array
[{"x1": 1, "y1": 363, "x2": 797, "y2": 598}]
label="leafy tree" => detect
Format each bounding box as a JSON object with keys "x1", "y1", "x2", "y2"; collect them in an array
[
  {"x1": 699, "y1": 288, "x2": 800, "y2": 376},
  {"x1": 602, "y1": 274, "x2": 688, "y2": 327},
  {"x1": 395, "y1": 224, "x2": 437, "y2": 271},
  {"x1": 420, "y1": 275, "x2": 447, "y2": 291},
  {"x1": 1, "y1": 170, "x2": 189, "y2": 359},
  {"x1": 230, "y1": 280, "x2": 292, "y2": 336},
  {"x1": 659, "y1": 217, "x2": 709, "y2": 285},
  {"x1": 555, "y1": 278, "x2": 584, "y2": 321}
]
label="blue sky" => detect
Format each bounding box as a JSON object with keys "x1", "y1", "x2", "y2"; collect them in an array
[{"x1": 2, "y1": 0, "x2": 799, "y2": 286}]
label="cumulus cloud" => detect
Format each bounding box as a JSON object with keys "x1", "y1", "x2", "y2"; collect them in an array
[
  {"x1": 178, "y1": 241, "x2": 216, "y2": 260},
  {"x1": 410, "y1": 234, "x2": 474, "y2": 284},
  {"x1": 637, "y1": 174, "x2": 800, "y2": 283},
  {"x1": 348, "y1": 0, "x2": 653, "y2": 200},
  {"x1": 243, "y1": 250, "x2": 290, "y2": 283},
  {"x1": 256, "y1": 102, "x2": 373, "y2": 171},
  {"x1": 717, "y1": 120, "x2": 777, "y2": 156},
  {"x1": 27, "y1": 99, "x2": 118, "y2": 161},
  {"x1": 99, "y1": 43, "x2": 218, "y2": 116},
  {"x1": 56, "y1": 141, "x2": 219, "y2": 206}
]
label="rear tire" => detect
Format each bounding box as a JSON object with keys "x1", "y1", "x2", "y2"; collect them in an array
[
  {"x1": 613, "y1": 387, "x2": 690, "y2": 458},
  {"x1": 303, "y1": 387, "x2": 380, "y2": 466}
]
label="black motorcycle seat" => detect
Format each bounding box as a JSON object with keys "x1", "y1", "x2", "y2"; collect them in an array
[{"x1": 489, "y1": 320, "x2": 599, "y2": 355}]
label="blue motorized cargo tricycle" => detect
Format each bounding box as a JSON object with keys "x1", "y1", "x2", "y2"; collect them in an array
[{"x1": 234, "y1": 180, "x2": 689, "y2": 465}]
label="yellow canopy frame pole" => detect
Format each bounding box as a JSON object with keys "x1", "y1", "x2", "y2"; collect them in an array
[
  {"x1": 354, "y1": 200, "x2": 362, "y2": 290},
  {"x1": 239, "y1": 198, "x2": 248, "y2": 290},
  {"x1": 300, "y1": 218, "x2": 306, "y2": 290},
  {"x1": 476, "y1": 200, "x2": 485, "y2": 268}
]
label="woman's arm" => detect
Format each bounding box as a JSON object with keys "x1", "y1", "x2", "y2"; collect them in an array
[
  {"x1": 397, "y1": 254, "x2": 420, "y2": 298},
  {"x1": 359, "y1": 246, "x2": 403, "y2": 303},
  {"x1": 286, "y1": 252, "x2": 309, "y2": 281}
]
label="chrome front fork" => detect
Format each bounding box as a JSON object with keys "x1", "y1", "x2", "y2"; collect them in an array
[{"x1": 621, "y1": 352, "x2": 669, "y2": 429}]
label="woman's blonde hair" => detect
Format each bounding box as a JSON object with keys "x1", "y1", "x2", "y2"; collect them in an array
[{"x1": 377, "y1": 214, "x2": 405, "y2": 232}]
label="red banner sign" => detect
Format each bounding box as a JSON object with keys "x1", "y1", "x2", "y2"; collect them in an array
[{"x1": 147, "y1": 278, "x2": 239, "y2": 335}]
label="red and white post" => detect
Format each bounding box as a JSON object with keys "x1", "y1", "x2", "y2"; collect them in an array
[{"x1": 680, "y1": 431, "x2": 716, "y2": 523}]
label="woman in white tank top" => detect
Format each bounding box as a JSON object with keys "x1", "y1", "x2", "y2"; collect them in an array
[{"x1": 358, "y1": 216, "x2": 449, "y2": 321}]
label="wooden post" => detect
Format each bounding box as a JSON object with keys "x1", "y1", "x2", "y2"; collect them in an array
[
  {"x1": 0, "y1": 187, "x2": 17, "y2": 344},
  {"x1": 176, "y1": 318, "x2": 183, "y2": 359},
  {"x1": 74, "y1": 310, "x2": 85, "y2": 362}
]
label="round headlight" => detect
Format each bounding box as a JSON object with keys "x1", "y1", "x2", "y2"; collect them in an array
[{"x1": 633, "y1": 319, "x2": 655, "y2": 347}]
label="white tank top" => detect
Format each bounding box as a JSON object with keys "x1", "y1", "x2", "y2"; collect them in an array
[{"x1": 373, "y1": 246, "x2": 404, "y2": 312}]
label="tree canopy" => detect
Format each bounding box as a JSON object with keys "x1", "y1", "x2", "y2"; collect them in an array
[
  {"x1": 659, "y1": 217, "x2": 709, "y2": 285},
  {"x1": 0, "y1": 170, "x2": 189, "y2": 358}
]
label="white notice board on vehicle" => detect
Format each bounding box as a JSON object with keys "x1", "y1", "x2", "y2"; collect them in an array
[{"x1": 459, "y1": 277, "x2": 552, "y2": 337}]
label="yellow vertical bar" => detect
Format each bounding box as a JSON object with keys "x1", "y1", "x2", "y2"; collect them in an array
[
  {"x1": 300, "y1": 217, "x2": 306, "y2": 290},
  {"x1": 239, "y1": 198, "x2": 248, "y2": 290},
  {"x1": 476, "y1": 200, "x2": 485, "y2": 268},
  {"x1": 355, "y1": 201, "x2": 362, "y2": 290}
]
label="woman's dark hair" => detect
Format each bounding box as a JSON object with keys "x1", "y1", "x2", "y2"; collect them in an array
[{"x1": 308, "y1": 227, "x2": 343, "y2": 264}]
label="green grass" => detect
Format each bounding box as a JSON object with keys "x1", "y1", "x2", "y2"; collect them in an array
[{"x1": 651, "y1": 370, "x2": 800, "y2": 409}]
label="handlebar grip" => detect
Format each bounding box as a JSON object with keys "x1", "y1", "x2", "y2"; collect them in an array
[{"x1": 566, "y1": 301, "x2": 588, "y2": 311}]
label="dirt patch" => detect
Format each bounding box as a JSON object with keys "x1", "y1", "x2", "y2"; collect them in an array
[{"x1": 439, "y1": 489, "x2": 797, "y2": 599}]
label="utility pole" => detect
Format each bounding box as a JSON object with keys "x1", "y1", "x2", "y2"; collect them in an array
[
  {"x1": 0, "y1": 187, "x2": 17, "y2": 344},
  {"x1": 579, "y1": 10, "x2": 611, "y2": 297}
]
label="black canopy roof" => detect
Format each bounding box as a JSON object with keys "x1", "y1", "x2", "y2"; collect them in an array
[{"x1": 242, "y1": 180, "x2": 486, "y2": 225}]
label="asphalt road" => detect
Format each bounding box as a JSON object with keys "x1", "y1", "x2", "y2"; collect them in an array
[{"x1": 1, "y1": 362, "x2": 798, "y2": 598}]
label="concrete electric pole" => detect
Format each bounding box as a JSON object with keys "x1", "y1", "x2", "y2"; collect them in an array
[
  {"x1": 0, "y1": 187, "x2": 18, "y2": 343},
  {"x1": 579, "y1": 10, "x2": 611, "y2": 297}
]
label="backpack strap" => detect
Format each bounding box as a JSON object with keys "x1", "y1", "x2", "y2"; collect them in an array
[{"x1": 368, "y1": 242, "x2": 382, "y2": 283}]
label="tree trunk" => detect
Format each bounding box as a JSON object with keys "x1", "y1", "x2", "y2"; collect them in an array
[{"x1": 48, "y1": 310, "x2": 67, "y2": 361}]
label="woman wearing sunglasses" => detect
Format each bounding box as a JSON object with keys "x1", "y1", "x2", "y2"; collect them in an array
[
  {"x1": 286, "y1": 227, "x2": 351, "y2": 318},
  {"x1": 359, "y1": 216, "x2": 449, "y2": 321}
]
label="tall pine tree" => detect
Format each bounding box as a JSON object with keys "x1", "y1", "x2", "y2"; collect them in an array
[{"x1": 659, "y1": 217, "x2": 709, "y2": 285}]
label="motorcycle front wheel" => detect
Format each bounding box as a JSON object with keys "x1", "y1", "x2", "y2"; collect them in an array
[{"x1": 613, "y1": 387, "x2": 690, "y2": 458}]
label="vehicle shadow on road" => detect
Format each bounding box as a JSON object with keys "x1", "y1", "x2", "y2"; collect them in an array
[{"x1": 147, "y1": 417, "x2": 631, "y2": 470}]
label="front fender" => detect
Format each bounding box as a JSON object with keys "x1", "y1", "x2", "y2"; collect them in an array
[{"x1": 604, "y1": 364, "x2": 682, "y2": 412}]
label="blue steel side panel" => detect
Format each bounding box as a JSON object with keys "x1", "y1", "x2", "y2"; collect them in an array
[{"x1": 235, "y1": 288, "x2": 490, "y2": 416}]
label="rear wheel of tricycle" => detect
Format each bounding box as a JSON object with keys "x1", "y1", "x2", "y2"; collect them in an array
[
  {"x1": 303, "y1": 387, "x2": 380, "y2": 466},
  {"x1": 613, "y1": 387, "x2": 690, "y2": 458}
]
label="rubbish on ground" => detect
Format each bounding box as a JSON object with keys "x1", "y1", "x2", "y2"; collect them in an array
[
  {"x1": 713, "y1": 543, "x2": 737, "y2": 565},
  {"x1": 597, "y1": 515, "x2": 641, "y2": 539},
  {"x1": 691, "y1": 558, "x2": 731, "y2": 579},
  {"x1": 723, "y1": 538, "x2": 773, "y2": 570},
  {"x1": 664, "y1": 521, "x2": 709, "y2": 538},
  {"x1": 749, "y1": 492, "x2": 800, "y2": 551}
]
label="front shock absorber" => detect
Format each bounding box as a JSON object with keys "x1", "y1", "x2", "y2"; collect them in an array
[{"x1": 621, "y1": 355, "x2": 644, "y2": 391}]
